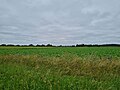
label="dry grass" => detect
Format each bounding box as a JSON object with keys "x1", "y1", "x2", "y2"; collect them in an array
[{"x1": 1, "y1": 54, "x2": 120, "y2": 78}]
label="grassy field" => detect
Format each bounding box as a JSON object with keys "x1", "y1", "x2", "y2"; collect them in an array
[{"x1": 0, "y1": 47, "x2": 120, "y2": 90}]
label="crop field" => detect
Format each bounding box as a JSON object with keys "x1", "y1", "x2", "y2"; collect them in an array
[{"x1": 0, "y1": 47, "x2": 120, "y2": 90}]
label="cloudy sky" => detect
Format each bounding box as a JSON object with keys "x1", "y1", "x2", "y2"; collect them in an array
[{"x1": 0, "y1": 0, "x2": 120, "y2": 45}]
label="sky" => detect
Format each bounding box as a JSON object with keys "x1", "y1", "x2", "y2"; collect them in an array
[{"x1": 0, "y1": 0, "x2": 120, "y2": 45}]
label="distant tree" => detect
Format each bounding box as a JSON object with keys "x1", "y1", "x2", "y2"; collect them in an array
[
  {"x1": 93, "y1": 44, "x2": 99, "y2": 47},
  {"x1": 0, "y1": 44, "x2": 6, "y2": 46},
  {"x1": 71, "y1": 45, "x2": 75, "y2": 47},
  {"x1": 76, "y1": 44, "x2": 84, "y2": 47},
  {"x1": 46, "y1": 44, "x2": 52, "y2": 47},
  {"x1": 29, "y1": 44, "x2": 34, "y2": 47},
  {"x1": 7, "y1": 44, "x2": 15, "y2": 46},
  {"x1": 16, "y1": 45, "x2": 20, "y2": 47},
  {"x1": 21, "y1": 45, "x2": 28, "y2": 47},
  {"x1": 41, "y1": 44, "x2": 45, "y2": 47},
  {"x1": 58, "y1": 45, "x2": 62, "y2": 47},
  {"x1": 36, "y1": 44, "x2": 41, "y2": 47}
]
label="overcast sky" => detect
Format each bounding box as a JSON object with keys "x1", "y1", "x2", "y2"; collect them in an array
[{"x1": 0, "y1": 0, "x2": 120, "y2": 45}]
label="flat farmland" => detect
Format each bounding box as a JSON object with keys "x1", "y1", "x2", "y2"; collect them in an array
[{"x1": 0, "y1": 47, "x2": 120, "y2": 90}]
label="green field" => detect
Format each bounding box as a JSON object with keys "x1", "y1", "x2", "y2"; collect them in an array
[{"x1": 0, "y1": 47, "x2": 120, "y2": 90}]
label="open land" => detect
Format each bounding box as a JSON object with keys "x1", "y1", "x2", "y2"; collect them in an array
[{"x1": 0, "y1": 47, "x2": 120, "y2": 90}]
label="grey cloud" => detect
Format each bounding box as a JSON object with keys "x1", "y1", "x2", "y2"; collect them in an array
[{"x1": 0, "y1": 0, "x2": 120, "y2": 45}]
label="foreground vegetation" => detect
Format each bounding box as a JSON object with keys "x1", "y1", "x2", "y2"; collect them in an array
[{"x1": 0, "y1": 47, "x2": 120, "y2": 90}]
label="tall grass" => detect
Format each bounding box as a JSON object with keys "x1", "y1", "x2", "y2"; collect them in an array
[{"x1": 0, "y1": 53, "x2": 120, "y2": 90}]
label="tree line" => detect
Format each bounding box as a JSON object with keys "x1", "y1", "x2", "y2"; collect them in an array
[{"x1": 0, "y1": 44, "x2": 120, "y2": 47}]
